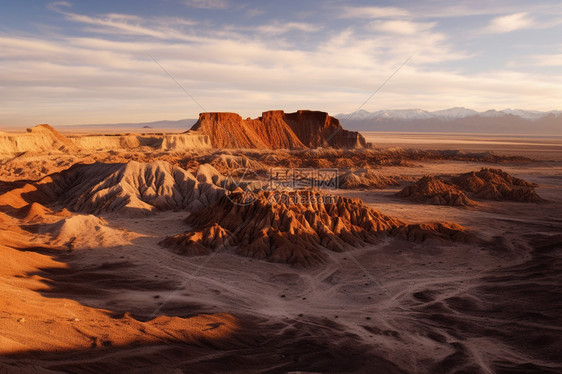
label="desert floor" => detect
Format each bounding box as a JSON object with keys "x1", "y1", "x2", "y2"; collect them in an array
[{"x1": 1, "y1": 132, "x2": 561, "y2": 373}]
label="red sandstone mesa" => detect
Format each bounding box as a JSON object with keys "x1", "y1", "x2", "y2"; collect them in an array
[{"x1": 189, "y1": 110, "x2": 367, "y2": 149}]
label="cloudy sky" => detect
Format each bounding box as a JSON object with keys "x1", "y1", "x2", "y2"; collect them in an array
[{"x1": 1, "y1": 0, "x2": 562, "y2": 127}]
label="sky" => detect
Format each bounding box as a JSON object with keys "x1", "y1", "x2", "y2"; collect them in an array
[{"x1": 1, "y1": 0, "x2": 562, "y2": 127}]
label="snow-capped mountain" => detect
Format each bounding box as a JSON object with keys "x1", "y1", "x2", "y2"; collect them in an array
[
  {"x1": 336, "y1": 108, "x2": 561, "y2": 121},
  {"x1": 501, "y1": 109, "x2": 561, "y2": 120},
  {"x1": 340, "y1": 109, "x2": 433, "y2": 121},
  {"x1": 335, "y1": 108, "x2": 562, "y2": 135},
  {"x1": 431, "y1": 107, "x2": 479, "y2": 119},
  {"x1": 479, "y1": 110, "x2": 505, "y2": 118},
  {"x1": 338, "y1": 109, "x2": 373, "y2": 120}
]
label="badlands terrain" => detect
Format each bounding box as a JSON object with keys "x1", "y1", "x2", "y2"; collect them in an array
[{"x1": 0, "y1": 111, "x2": 561, "y2": 373}]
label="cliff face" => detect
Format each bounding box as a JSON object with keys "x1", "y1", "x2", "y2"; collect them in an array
[{"x1": 190, "y1": 110, "x2": 366, "y2": 149}]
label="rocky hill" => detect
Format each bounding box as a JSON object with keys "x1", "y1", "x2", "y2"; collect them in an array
[
  {"x1": 162, "y1": 191, "x2": 471, "y2": 267},
  {"x1": 0, "y1": 161, "x2": 226, "y2": 218},
  {"x1": 190, "y1": 110, "x2": 367, "y2": 149},
  {"x1": 398, "y1": 168, "x2": 543, "y2": 206},
  {"x1": 452, "y1": 168, "x2": 543, "y2": 202},
  {"x1": 336, "y1": 169, "x2": 400, "y2": 189},
  {"x1": 398, "y1": 176, "x2": 477, "y2": 207}
]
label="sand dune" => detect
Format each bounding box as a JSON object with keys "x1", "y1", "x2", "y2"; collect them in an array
[
  {"x1": 44, "y1": 214, "x2": 143, "y2": 249},
  {"x1": 0, "y1": 222, "x2": 240, "y2": 363}
]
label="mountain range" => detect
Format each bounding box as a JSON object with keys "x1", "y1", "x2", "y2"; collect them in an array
[
  {"x1": 335, "y1": 108, "x2": 562, "y2": 135},
  {"x1": 50, "y1": 107, "x2": 562, "y2": 136}
]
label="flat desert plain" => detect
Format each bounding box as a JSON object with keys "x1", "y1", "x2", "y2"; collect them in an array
[{"x1": 0, "y1": 126, "x2": 561, "y2": 373}]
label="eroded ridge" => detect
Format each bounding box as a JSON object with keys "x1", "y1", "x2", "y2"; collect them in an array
[{"x1": 162, "y1": 191, "x2": 471, "y2": 267}]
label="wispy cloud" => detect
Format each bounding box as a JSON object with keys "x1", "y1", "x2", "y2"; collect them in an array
[
  {"x1": 339, "y1": 6, "x2": 410, "y2": 19},
  {"x1": 183, "y1": 0, "x2": 229, "y2": 10},
  {"x1": 256, "y1": 22, "x2": 322, "y2": 35},
  {"x1": 369, "y1": 20, "x2": 436, "y2": 35},
  {"x1": 246, "y1": 8, "x2": 266, "y2": 18},
  {"x1": 46, "y1": 1, "x2": 72, "y2": 10},
  {"x1": 484, "y1": 12, "x2": 535, "y2": 33},
  {"x1": 531, "y1": 54, "x2": 562, "y2": 66},
  {"x1": 2, "y1": 1, "x2": 562, "y2": 126},
  {"x1": 51, "y1": 6, "x2": 202, "y2": 42}
]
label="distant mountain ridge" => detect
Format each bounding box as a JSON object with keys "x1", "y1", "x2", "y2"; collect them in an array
[
  {"x1": 335, "y1": 107, "x2": 562, "y2": 135},
  {"x1": 336, "y1": 107, "x2": 562, "y2": 121},
  {"x1": 30, "y1": 107, "x2": 561, "y2": 136}
]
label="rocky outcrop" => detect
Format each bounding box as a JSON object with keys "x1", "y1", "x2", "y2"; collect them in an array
[
  {"x1": 398, "y1": 169, "x2": 543, "y2": 205},
  {"x1": 197, "y1": 151, "x2": 267, "y2": 175},
  {"x1": 0, "y1": 124, "x2": 212, "y2": 161},
  {"x1": 452, "y1": 168, "x2": 543, "y2": 202},
  {"x1": 190, "y1": 110, "x2": 367, "y2": 149},
  {"x1": 162, "y1": 191, "x2": 471, "y2": 267},
  {"x1": 0, "y1": 124, "x2": 78, "y2": 159},
  {"x1": 283, "y1": 110, "x2": 366, "y2": 148},
  {"x1": 71, "y1": 133, "x2": 211, "y2": 151},
  {"x1": 27, "y1": 124, "x2": 78, "y2": 151},
  {"x1": 398, "y1": 176, "x2": 477, "y2": 207},
  {"x1": 160, "y1": 133, "x2": 211, "y2": 151},
  {"x1": 0, "y1": 161, "x2": 226, "y2": 217},
  {"x1": 336, "y1": 169, "x2": 400, "y2": 189}
]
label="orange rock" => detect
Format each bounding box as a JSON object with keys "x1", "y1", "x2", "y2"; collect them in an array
[
  {"x1": 398, "y1": 168, "x2": 543, "y2": 205},
  {"x1": 190, "y1": 110, "x2": 366, "y2": 149},
  {"x1": 163, "y1": 191, "x2": 470, "y2": 267},
  {"x1": 398, "y1": 175, "x2": 477, "y2": 207}
]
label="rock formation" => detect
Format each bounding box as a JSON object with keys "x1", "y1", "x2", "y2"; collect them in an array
[
  {"x1": 72, "y1": 133, "x2": 211, "y2": 152},
  {"x1": 452, "y1": 168, "x2": 543, "y2": 202},
  {"x1": 398, "y1": 176, "x2": 477, "y2": 207},
  {"x1": 189, "y1": 110, "x2": 367, "y2": 149},
  {"x1": 162, "y1": 191, "x2": 471, "y2": 267},
  {"x1": 336, "y1": 169, "x2": 400, "y2": 189},
  {"x1": 0, "y1": 124, "x2": 211, "y2": 161},
  {"x1": 27, "y1": 124, "x2": 78, "y2": 152},
  {"x1": 197, "y1": 151, "x2": 267, "y2": 175},
  {"x1": 0, "y1": 124, "x2": 77, "y2": 160},
  {"x1": 0, "y1": 161, "x2": 226, "y2": 217},
  {"x1": 398, "y1": 168, "x2": 543, "y2": 205}
]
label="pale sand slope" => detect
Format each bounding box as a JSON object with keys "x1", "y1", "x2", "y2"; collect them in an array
[
  {"x1": 0, "y1": 214, "x2": 241, "y2": 372},
  {"x1": 41, "y1": 214, "x2": 144, "y2": 249}
]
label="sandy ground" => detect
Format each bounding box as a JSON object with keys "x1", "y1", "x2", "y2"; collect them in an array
[
  {"x1": 363, "y1": 132, "x2": 562, "y2": 160},
  {"x1": 1, "y1": 134, "x2": 561, "y2": 373}
]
